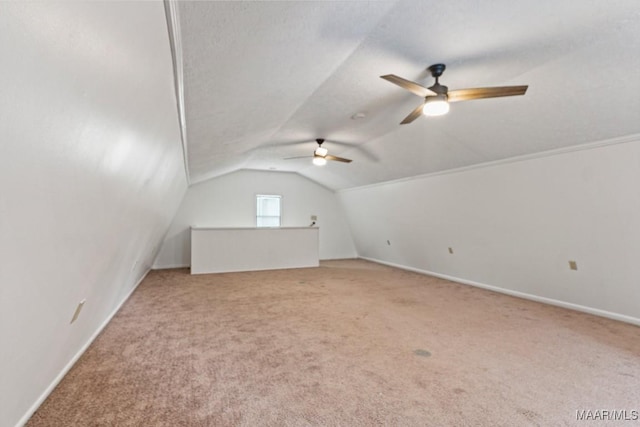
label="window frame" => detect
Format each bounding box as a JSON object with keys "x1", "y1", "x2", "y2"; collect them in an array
[{"x1": 255, "y1": 194, "x2": 282, "y2": 228}]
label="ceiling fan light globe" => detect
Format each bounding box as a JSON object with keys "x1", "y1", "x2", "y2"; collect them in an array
[
  {"x1": 422, "y1": 96, "x2": 450, "y2": 116},
  {"x1": 312, "y1": 156, "x2": 327, "y2": 166},
  {"x1": 314, "y1": 146, "x2": 328, "y2": 157}
]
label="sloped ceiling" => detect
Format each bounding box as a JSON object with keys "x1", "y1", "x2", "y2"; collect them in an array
[{"x1": 175, "y1": 0, "x2": 640, "y2": 190}]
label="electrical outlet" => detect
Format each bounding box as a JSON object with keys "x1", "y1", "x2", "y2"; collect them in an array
[
  {"x1": 448, "y1": 247, "x2": 454, "y2": 254},
  {"x1": 310, "y1": 215, "x2": 317, "y2": 221},
  {"x1": 70, "y1": 300, "x2": 85, "y2": 324},
  {"x1": 569, "y1": 260, "x2": 578, "y2": 271}
]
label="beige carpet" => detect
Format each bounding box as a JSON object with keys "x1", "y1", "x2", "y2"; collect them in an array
[{"x1": 27, "y1": 259, "x2": 640, "y2": 426}]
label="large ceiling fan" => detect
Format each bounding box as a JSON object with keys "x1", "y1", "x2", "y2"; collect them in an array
[
  {"x1": 381, "y1": 64, "x2": 528, "y2": 124},
  {"x1": 285, "y1": 139, "x2": 352, "y2": 166}
]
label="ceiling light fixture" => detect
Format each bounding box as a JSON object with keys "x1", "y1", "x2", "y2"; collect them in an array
[
  {"x1": 284, "y1": 139, "x2": 352, "y2": 164},
  {"x1": 312, "y1": 156, "x2": 327, "y2": 166},
  {"x1": 422, "y1": 94, "x2": 449, "y2": 116},
  {"x1": 314, "y1": 146, "x2": 328, "y2": 157}
]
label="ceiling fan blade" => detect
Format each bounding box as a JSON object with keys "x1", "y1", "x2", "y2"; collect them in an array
[
  {"x1": 400, "y1": 103, "x2": 426, "y2": 124},
  {"x1": 325, "y1": 155, "x2": 352, "y2": 163},
  {"x1": 448, "y1": 85, "x2": 528, "y2": 103},
  {"x1": 380, "y1": 74, "x2": 435, "y2": 97},
  {"x1": 283, "y1": 156, "x2": 310, "y2": 160}
]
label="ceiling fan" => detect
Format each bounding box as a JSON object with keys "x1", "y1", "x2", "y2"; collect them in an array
[
  {"x1": 285, "y1": 139, "x2": 352, "y2": 166},
  {"x1": 381, "y1": 63, "x2": 528, "y2": 124}
]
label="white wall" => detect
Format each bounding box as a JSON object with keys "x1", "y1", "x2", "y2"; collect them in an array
[
  {"x1": 338, "y1": 137, "x2": 640, "y2": 324},
  {"x1": 154, "y1": 169, "x2": 356, "y2": 268},
  {"x1": 0, "y1": 3, "x2": 187, "y2": 426}
]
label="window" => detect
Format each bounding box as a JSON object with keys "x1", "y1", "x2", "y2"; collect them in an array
[{"x1": 256, "y1": 195, "x2": 281, "y2": 227}]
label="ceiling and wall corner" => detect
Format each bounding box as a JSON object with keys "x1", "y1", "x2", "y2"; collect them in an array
[
  {"x1": 172, "y1": 0, "x2": 640, "y2": 191},
  {"x1": 163, "y1": 0, "x2": 191, "y2": 185},
  {"x1": 0, "y1": 2, "x2": 187, "y2": 426}
]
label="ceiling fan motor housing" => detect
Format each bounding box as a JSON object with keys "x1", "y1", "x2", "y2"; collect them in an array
[{"x1": 429, "y1": 83, "x2": 448, "y2": 96}]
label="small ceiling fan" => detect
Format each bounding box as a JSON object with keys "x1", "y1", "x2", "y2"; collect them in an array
[
  {"x1": 381, "y1": 63, "x2": 528, "y2": 124},
  {"x1": 285, "y1": 139, "x2": 352, "y2": 166}
]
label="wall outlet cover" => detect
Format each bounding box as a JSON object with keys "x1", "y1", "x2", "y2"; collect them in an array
[{"x1": 310, "y1": 215, "x2": 317, "y2": 221}]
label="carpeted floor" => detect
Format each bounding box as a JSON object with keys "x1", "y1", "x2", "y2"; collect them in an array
[{"x1": 27, "y1": 259, "x2": 640, "y2": 426}]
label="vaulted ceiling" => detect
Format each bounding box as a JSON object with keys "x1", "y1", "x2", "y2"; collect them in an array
[{"x1": 172, "y1": 0, "x2": 640, "y2": 190}]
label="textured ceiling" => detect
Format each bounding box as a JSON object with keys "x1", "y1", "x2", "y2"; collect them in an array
[{"x1": 175, "y1": 0, "x2": 640, "y2": 190}]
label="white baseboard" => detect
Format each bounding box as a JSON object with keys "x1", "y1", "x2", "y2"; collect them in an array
[
  {"x1": 15, "y1": 269, "x2": 151, "y2": 427},
  {"x1": 359, "y1": 256, "x2": 640, "y2": 327}
]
